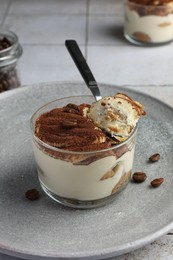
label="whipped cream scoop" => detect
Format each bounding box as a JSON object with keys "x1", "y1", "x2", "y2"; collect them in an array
[{"x1": 88, "y1": 93, "x2": 146, "y2": 141}]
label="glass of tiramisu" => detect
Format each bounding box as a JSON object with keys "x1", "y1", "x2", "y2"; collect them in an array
[
  {"x1": 124, "y1": 0, "x2": 173, "y2": 46},
  {"x1": 31, "y1": 93, "x2": 145, "y2": 208}
]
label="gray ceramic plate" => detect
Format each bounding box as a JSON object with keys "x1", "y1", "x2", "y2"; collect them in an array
[{"x1": 0, "y1": 82, "x2": 173, "y2": 260}]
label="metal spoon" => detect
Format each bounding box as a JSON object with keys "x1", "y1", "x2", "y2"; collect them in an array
[
  {"x1": 65, "y1": 39, "x2": 102, "y2": 101},
  {"x1": 65, "y1": 39, "x2": 129, "y2": 139}
]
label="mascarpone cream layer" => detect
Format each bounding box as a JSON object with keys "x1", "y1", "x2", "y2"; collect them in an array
[
  {"x1": 125, "y1": 7, "x2": 173, "y2": 42},
  {"x1": 33, "y1": 143, "x2": 135, "y2": 201}
]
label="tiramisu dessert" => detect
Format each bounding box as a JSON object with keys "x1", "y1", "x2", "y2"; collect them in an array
[
  {"x1": 124, "y1": 0, "x2": 173, "y2": 45},
  {"x1": 31, "y1": 93, "x2": 146, "y2": 208}
]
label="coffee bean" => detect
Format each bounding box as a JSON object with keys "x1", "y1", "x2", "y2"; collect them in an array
[
  {"x1": 7, "y1": 78, "x2": 13, "y2": 86},
  {"x1": 132, "y1": 172, "x2": 147, "y2": 183},
  {"x1": 0, "y1": 37, "x2": 11, "y2": 50},
  {"x1": 25, "y1": 189, "x2": 40, "y2": 200},
  {"x1": 2, "y1": 80, "x2": 8, "y2": 90},
  {"x1": 63, "y1": 103, "x2": 81, "y2": 114},
  {"x1": 149, "y1": 153, "x2": 160, "y2": 162},
  {"x1": 150, "y1": 178, "x2": 164, "y2": 188},
  {"x1": 0, "y1": 69, "x2": 20, "y2": 92},
  {"x1": 10, "y1": 76, "x2": 17, "y2": 86},
  {"x1": 0, "y1": 37, "x2": 21, "y2": 93},
  {"x1": 62, "y1": 119, "x2": 78, "y2": 128},
  {"x1": 66, "y1": 103, "x2": 80, "y2": 111}
]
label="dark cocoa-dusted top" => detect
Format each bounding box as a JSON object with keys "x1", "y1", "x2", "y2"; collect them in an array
[
  {"x1": 128, "y1": 0, "x2": 173, "y2": 16},
  {"x1": 128, "y1": 0, "x2": 173, "y2": 5},
  {"x1": 35, "y1": 103, "x2": 116, "y2": 152}
]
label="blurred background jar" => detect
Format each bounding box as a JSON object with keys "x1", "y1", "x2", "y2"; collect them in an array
[
  {"x1": 124, "y1": 0, "x2": 173, "y2": 46},
  {"x1": 0, "y1": 29, "x2": 23, "y2": 93}
]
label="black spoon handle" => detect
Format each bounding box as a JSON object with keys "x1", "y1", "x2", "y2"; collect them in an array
[{"x1": 65, "y1": 40, "x2": 97, "y2": 87}]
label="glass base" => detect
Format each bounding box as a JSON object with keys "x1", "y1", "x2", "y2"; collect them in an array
[
  {"x1": 124, "y1": 31, "x2": 173, "y2": 47},
  {"x1": 40, "y1": 180, "x2": 129, "y2": 209}
]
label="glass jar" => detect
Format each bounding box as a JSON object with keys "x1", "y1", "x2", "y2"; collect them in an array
[
  {"x1": 0, "y1": 29, "x2": 23, "y2": 93},
  {"x1": 124, "y1": 0, "x2": 173, "y2": 46}
]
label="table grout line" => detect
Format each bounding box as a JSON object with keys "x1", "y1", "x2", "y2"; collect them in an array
[
  {"x1": 0, "y1": 0, "x2": 13, "y2": 28},
  {"x1": 100, "y1": 83, "x2": 173, "y2": 88},
  {"x1": 85, "y1": 0, "x2": 89, "y2": 58},
  {"x1": 19, "y1": 43, "x2": 173, "y2": 48},
  {"x1": 21, "y1": 43, "x2": 86, "y2": 46},
  {"x1": 120, "y1": 84, "x2": 173, "y2": 87},
  {"x1": 2, "y1": 13, "x2": 89, "y2": 17}
]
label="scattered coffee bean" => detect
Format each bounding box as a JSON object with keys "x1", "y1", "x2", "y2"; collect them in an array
[
  {"x1": 25, "y1": 189, "x2": 40, "y2": 200},
  {"x1": 150, "y1": 178, "x2": 164, "y2": 188},
  {"x1": 132, "y1": 172, "x2": 147, "y2": 183},
  {"x1": 149, "y1": 153, "x2": 160, "y2": 162}
]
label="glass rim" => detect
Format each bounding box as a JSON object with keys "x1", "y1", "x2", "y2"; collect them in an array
[
  {"x1": 31, "y1": 95, "x2": 138, "y2": 155},
  {"x1": 125, "y1": 0, "x2": 173, "y2": 9}
]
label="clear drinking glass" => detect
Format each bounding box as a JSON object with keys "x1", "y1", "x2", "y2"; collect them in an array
[
  {"x1": 124, "y1": 0, "x2": 173, "y2": 46},
  {"x1": 31, "y1": 96, "x2": 138, "y2": 209}
]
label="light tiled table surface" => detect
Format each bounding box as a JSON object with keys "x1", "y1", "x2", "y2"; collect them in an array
[{"x1": 0, "y1": 0, "x2": 173, "y2": 260}]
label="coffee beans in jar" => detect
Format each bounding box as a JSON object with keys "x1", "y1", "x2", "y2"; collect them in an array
[{"x1": 0, "y1": 30, "x2": 23, "y2": 93}]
